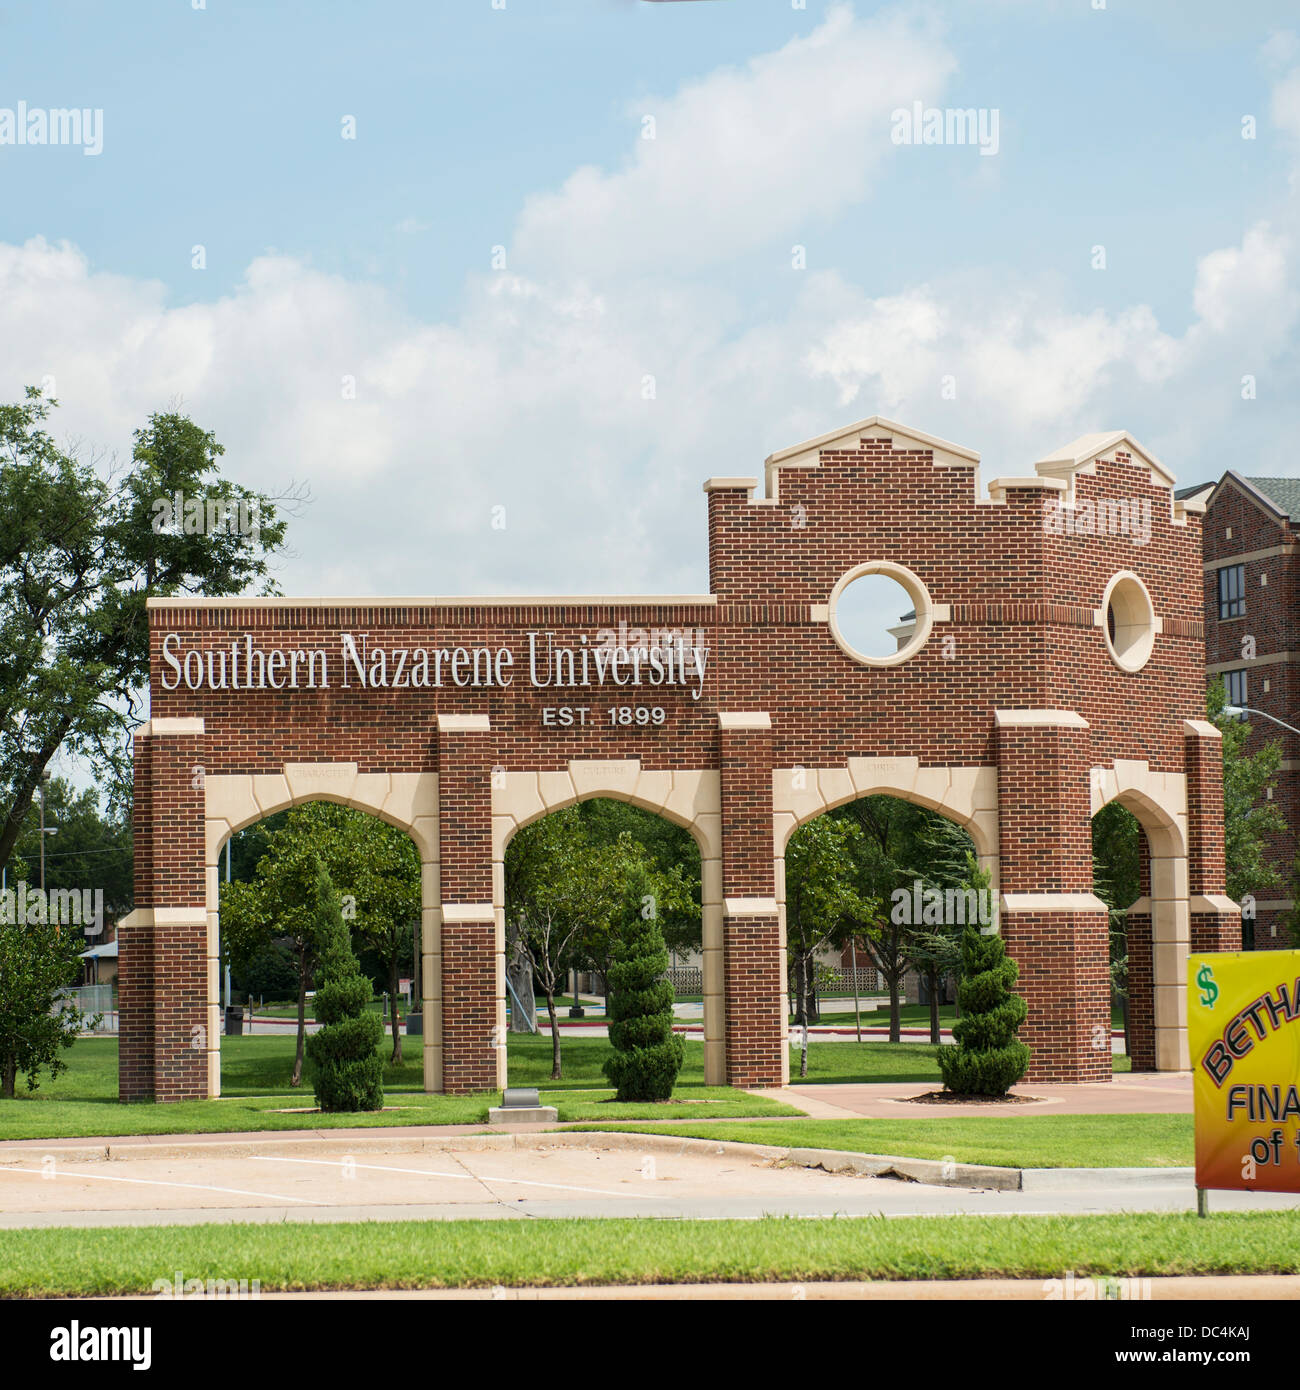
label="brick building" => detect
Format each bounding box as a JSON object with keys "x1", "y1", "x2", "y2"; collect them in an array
[
  {"x1": 1187, "y1": 472, "x2": 1300, "y2": 947},
  {"x1": 119, "y1": 417, "x2": 1238, "y2": 1103}
]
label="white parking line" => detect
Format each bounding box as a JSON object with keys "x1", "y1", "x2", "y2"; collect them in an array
[
  {"x1": 249, "y1": 1154, "x2": 665, "y2": 1200},
  {"x1": 0, "y1": 1166, "x2": 316, "y2": 1205}
]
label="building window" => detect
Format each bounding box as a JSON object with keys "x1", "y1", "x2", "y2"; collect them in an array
[
  {"x1": 1217, "y1": 564, "x2": 1245, "y2": 619},
  {"x1": 1224, "y1": 668, "x2": 1248, "y2": 708}
]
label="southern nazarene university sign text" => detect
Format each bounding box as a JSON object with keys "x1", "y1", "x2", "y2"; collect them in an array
[
  {"x1": 158, "y1": 626, "x2": 710, "y2": 701},
  {"x1": 120, "y1": 417, "x2": 1240, "y2": 1103}
]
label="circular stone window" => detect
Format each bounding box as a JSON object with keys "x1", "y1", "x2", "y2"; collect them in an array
[
  {"x1": 1102, "y1": 571, "x2": 1157, "y2": 672},
  {"x1": 829, "y1": 561, "x2": 934, "y2": 667}
]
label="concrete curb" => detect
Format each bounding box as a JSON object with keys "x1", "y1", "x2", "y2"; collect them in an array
[{"x1": 0, "y1": 1128, "x2": 1023, "y2": 1190}]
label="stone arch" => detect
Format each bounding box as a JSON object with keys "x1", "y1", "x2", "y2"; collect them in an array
[
  {"x1": 492, "y1": 760, "x2": 725, "y2": 1084},
  {"x1": 200, "y1": 764, "x2": 439, "y2": 1098},
  {"x1": 769, "y1": 759, "x2": 999, "y2": 1053},
  {"x1": 1090, "y1": 763, "x2": 1190, "y2": 1070},
  {"x1": 773, "y1": 757, "x2": 999, "y2": 886}
]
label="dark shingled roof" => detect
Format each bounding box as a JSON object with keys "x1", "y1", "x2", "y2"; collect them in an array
[
  {"x1": 1242, "y1": 476, "x2": 1300, "y2": 520},
  {"x1": 1174, "y1": 482, "x2": 1214, "y2": 501}
]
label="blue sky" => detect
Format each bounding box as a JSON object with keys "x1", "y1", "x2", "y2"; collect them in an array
[{"x1": 2, "y1": 0, "x2": 1299, "y2": 603}]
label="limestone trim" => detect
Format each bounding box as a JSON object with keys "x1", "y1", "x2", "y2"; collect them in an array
[
  {"x1": 995, "y1": 709, "x2": 1089, "y2": 729},
  {"x1": 148, "y1": 595, "x2": 717, "y2": 610},
  {"x1": 1099, "y1": 570, "x2": 1158, "y2": 673},
  {"x1": 1203, "y1": 543, "x2": 1298, "y2": 571},
  {"x1": 1000, "y1": 893, "x2": 1109, "y2": 914},
  {"x1": 441, "y1": 903, "x2": 495, "y2": 924},
  {"x1": 438, "y1": 713, "x2": 490, "y2": 733},
  {"x1": 1090, "y1": 761, "x2": 1188, "y2": 859},
  {"x1": 1191, "y1": 894, "x2": 1241, "y2": 915},
  {"x1": 153, "y1": 907, "x2": 207, "y2": 925},
  {"x1": 702, "y1": 477, "x2": 758, "y2": 495},
  {"x1": 491, "y1": 764, "x2": 725, "y2": 1084},
  {"x1": 1206, "y1": 651, "x2": 1300, "y2": 674},
  {"x1": 773, "y1": 760, "x2": 999, "y2": 869},
  {"x1": 202, "y1": 765, "x2": 440, "y2": 1097},
  {"x1": 137, "y1": 717, "x2": 205, "y2": 736},
  {"x1": 1034, "y1": 430, "x2": 1176, "y2": 491},
  {"x1": 828, "y1": 561, "x2": 938, "y2": 669},
  {"x1": 723, "y1": 897, "x2": 779, "y2": 917},
  {"x1": 1182, "y1": 719, "x2": 1221, "y2": 739},
  {"x1": 718, "y1": 712, "x2": 771, "y2": 730}
]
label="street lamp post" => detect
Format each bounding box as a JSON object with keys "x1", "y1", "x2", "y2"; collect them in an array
[
  {"x1": 1223, "y1": 705, "x2": 1300, "y2": 739},
  {"x1": 38, "y1": 772, "x2": 57, "y2": 891}
]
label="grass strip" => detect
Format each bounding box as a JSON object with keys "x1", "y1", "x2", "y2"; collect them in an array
[
  {"x1": 1, "y1": 1212, "x2": 1297, "y2": 1295},
  {"x1": 561, "y1": 1113, "x2": 1194, "y2": 1168}
]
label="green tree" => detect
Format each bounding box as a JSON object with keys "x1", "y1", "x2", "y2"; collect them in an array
[
  {"x1": 0, "y1": 912, "x2": 94, "y2": 1097},
  {"x1": 304, "y1": 856, "x2": 384, "y2": 1113},
  {"x1": 0, "y1": 389, "x2": 298, "y2": 874},
  {"x1": 835, "y1": 796, "x2": 945, "y2": 1042},
  {"x1": 11, "y1": 777, "x2": 133, "y2": 927},
  {"x1": 784, "y1": 813, "x2": 875, "y2": 1076},
  {"x1": 602, "y1": 863, "x2": 684, "y2": 1102},
  {"x1": 1092, "y1": 801, "x2": 1141, "y2": 1052},
  {"x1": 220, "y1": 828, "x2": 336, "y2": 1086},
  {"x1": 1208, "y1": 679, "x2": 1287, "y2": 926},
  {"x1": 909, "y1": 815, "x2": 990, "y2": 1044},
  {"x1": 938, "y1": 926, "x2": 1030, "y2": 1097}
]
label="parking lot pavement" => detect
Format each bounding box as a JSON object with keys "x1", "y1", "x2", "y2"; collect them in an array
[{"x1": 2, "y1": 1134, "x2": 1299, "y2": 1229}]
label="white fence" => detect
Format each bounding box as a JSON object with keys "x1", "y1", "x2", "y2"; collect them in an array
[{"x1": 57, "y1": 984, "x2": 117, "y2": 1033}]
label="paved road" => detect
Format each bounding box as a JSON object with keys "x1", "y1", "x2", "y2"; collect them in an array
[{"x1": 3, "y1": 1135, "x2": 1297, "y2": 1229}]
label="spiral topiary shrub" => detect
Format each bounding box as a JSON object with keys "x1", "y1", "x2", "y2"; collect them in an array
[
  {"x1": 304, "y1": 857, "x2": 385, "y2": 1112},
  {"x1": 937, "y1": 924, "x2": 1031, "y2": 1097},
  {"x1": 602, "y1": 866, "x2": 684, "y2": 1102}
]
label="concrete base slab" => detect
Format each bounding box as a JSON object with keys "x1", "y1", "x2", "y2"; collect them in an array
[{"x1": 487, "y1": 1107, "x2": 559, "y2": 1125}]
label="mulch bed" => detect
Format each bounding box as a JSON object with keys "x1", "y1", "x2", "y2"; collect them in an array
[{"x1": 902, "y1": 1091, "x2": 1042, "y2": 1106}]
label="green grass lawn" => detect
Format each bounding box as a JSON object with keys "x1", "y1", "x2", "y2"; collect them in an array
[
  {"x1": 804, "y1": 1003, "x2": 1128, "y2": 1030},
  {"x1": 1, "y1": 1211, "x2": 1296, "y2": 1295},
  {"x1": 0, "y1": 1031, "x2": 1134, "y2": 1142},
  {"x1": 573, "y1": 1113, "x2": 1193, "y2": 1168},
  {"x1": 0, "y1": 1035, "x2": 797, "y2": 1140}
]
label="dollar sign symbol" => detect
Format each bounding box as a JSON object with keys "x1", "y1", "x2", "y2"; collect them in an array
[{"x1": 1197, "y1": 963, "x2": 1218, "y2": 1009}]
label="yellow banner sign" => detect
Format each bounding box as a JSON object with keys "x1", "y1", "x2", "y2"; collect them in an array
[{"x1": 1189, "y1": 949, "x2": 1300, "y2": 1193}]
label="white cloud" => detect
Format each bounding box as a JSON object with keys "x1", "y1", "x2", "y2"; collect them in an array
[
  {"x1": 2, "y1": 3, "x2": 1299, "y2": 606},
  {"x1": 514, "y1": 4, "x2": 956, "y2": 278}
]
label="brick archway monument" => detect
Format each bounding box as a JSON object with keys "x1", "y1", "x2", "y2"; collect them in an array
[{"x1": 119, "y1": 416, "x2": 1238, "y2": 1102}]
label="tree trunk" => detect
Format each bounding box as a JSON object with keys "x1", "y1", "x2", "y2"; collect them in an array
[
  {"x1": 546, "y1": 988, "x2": 562, "y2": 1080},
  {"x1": 1, "y1": 1057, "x2": 15, "y2": 1099},
  {"x1": 850, "y1": 937, "x2": 862, "y2": 1044},
  {"x1": 928, "y1": 968, "x2": 940, "y2": 1045},
  {"x1": 388, "y1": 953, "x2": 402, "y2": 1064},
  {"x1": 800, "y1": 954, "x2": 811, "y2": 1078},
  {"x1": 888, "y1": 969, "x2": 901, "y2": 1044},
  {"x1": 292, "y1": 951, "x2": 309, "y2": 1087}
]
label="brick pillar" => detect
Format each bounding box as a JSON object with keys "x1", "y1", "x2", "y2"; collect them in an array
[
  {"x1": 995, "y1": 710, "x2": 1111, "y2": 1084},
  {"x1": 118, "y1": 732, "x2": 155, "y2": 1102},
  {"x1": 1185, "y1": 718, "x2": 1242, "y2": 953},
  {"x1": 1125, "y1": 834, "x2": 1155, "y2": 1072},
  {"x1": 436, "y1": 714, "x2": 503, "y2": 1095},
  {"x1": 718, "y1": 713, "x2": 785, "y2": 1087},
  {"x1": 120, "y1": 718, "x2": 208, "y2": 1103}
]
